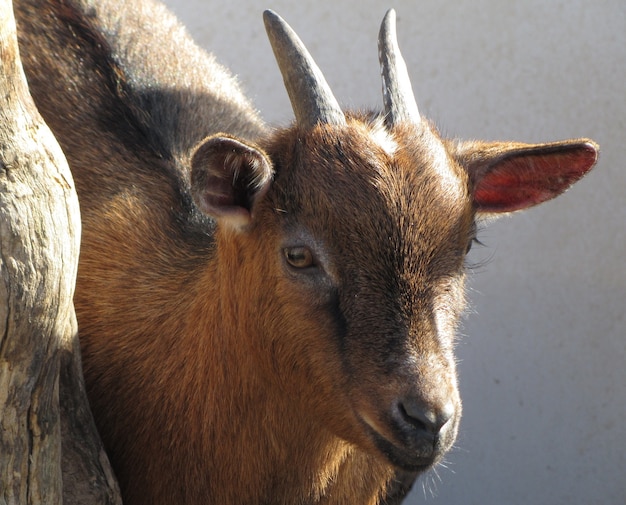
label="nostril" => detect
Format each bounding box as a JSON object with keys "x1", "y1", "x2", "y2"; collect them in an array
[{"x1": 398, "y1": 398, "x2": 454, "y2": 434}]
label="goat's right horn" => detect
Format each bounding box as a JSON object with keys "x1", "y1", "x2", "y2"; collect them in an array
[
  {"x1": 378, "y1": 9, "x2": 420, "y2": 127},
  {"x1": 263, "y1": 10, "x2": 346, "y2": 129}
]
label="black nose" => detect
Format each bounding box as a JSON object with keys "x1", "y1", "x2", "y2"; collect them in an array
[{"x1": 398, "y1": 397, "x2": 455, "y2": 435}]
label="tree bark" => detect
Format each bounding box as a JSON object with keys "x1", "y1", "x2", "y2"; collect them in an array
[{"x1": 0, "y1": 1, "x2": 121, "y2": 503}]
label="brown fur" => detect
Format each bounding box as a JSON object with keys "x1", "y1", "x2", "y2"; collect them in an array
[{"x1": 14, "y1": 1, "x2": 597, "y2": 504}]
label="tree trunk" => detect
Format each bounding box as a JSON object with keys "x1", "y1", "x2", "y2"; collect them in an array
[{"x1": 0, "y1": 1, "x2": 121, "y2": 503}]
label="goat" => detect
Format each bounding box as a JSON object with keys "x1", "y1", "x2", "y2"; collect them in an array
[{"x1": 14, "y1": 0, "x2": 598, "y2": 504}]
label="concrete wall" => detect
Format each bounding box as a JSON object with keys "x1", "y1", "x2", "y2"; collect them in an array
[{"x1": 163, "y1": 1, "x2": 625, "y2": 503}]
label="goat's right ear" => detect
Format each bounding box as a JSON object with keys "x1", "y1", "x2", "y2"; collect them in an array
[{"x1": 190, "y1": 135, "x2": 273, "y2": 229}]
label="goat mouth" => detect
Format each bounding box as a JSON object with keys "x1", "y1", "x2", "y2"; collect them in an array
[{"x1": 358, "y1": 414, "x2": 444, "y2": 473}]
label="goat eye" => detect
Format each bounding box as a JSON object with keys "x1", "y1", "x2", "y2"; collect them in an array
[
  {"x1": 466, "y1": 222, "x2": 481, "y2": 254},
  {"x1": 466, "y1": 236, "x2": 484, "y2": 255},
  {"x1": 284, "y1": 246, "x2": 315, "y2": 269}
]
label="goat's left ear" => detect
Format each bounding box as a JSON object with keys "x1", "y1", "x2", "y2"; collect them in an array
[
  {"x1": 190, "y1": 135, "x2": 273, "y2": 229},
  {"x1": 453, "y1": 138, "x2": 598, "y2": 214}
]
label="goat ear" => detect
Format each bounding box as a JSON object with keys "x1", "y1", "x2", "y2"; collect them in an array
[
  {"x1": 190, "y1": 135, "x2": 273, "y2": 229},
  {"x1": 453, "y1": 139, "x2": 598, "y2": 214}
]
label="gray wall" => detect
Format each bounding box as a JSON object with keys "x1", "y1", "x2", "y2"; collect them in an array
[{"x1": 164, "y1": 1, "x2": 625, "y2": 503}]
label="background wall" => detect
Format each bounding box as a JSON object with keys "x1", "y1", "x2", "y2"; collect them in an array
[{"x1": 163, "y1": 1, "x2": 625, "y2": 503}]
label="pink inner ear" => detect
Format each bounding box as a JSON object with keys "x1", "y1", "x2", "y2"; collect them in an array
[{"x1": 474, "y1": 143, "x2": 598, "y2": 213}]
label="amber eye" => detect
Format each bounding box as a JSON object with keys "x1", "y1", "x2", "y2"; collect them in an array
[{"x1": 284, "y1": 246, "x2": 315, "y2": 269}]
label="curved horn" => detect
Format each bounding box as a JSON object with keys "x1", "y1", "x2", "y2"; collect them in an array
[
  {"x1": 378, "y1": 9, "x2": 420, "y2": 127},
  {"x1": 263, "y1": 10, "x2": 346, "y2": 128}
]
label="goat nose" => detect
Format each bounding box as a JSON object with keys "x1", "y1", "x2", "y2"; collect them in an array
[{"x1": 398, "y1": 397, "x2": 455, "y2": 434}]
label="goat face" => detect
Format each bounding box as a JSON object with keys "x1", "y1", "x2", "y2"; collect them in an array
[
  {"x1": 266, "y1": 120, "x2": 467, "y2": 471},
  {"x1": 190, "y1": 118, "x2": 469, "y2": 472}
]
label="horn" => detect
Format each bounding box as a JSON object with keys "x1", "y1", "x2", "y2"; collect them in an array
[
  {"x1": 263, "y1": 10, "x2": 346, "y2": 128},
  {"x1": 378, "y1": 9, "x2": 420, "y2": 127}
]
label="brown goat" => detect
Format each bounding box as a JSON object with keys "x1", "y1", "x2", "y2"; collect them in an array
[{"x1": 14, "y1": 1, "x2": 597, "y2": 504}]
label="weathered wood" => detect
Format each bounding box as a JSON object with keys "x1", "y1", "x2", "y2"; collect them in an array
[{"x1": 0, "y1": 0, "x2": 121, "y2": 503}]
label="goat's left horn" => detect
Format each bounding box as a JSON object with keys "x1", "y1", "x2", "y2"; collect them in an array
[
  {"x1": 264, "y1": 10, "x2": 346, "y2": 129},
  {"x1": 378, "y1": 9, "x2": 420, "y2": 127}
]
